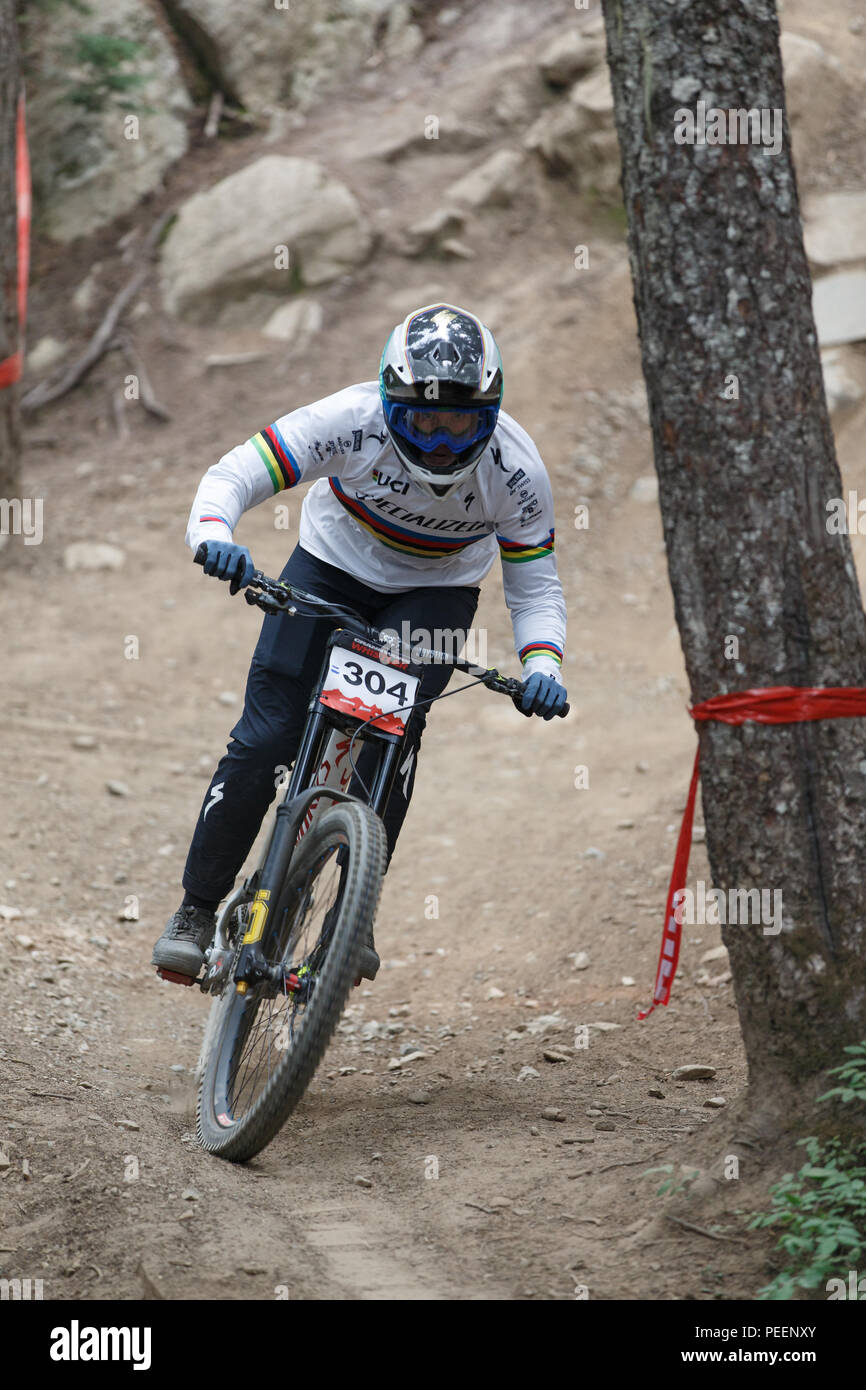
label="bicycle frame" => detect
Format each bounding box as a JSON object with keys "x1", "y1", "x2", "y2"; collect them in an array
[
  {"x1": 193, "y1": 549, "x2": 568, "y2": 996},
  {"x1": 200, "y1": 625, "x2": 411, "y2": 994}
]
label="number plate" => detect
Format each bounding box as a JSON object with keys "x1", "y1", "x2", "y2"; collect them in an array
[{"x1": 319, "y1": 646, "x2": 420, "y2": 733}]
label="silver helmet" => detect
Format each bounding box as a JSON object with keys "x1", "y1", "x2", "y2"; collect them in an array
[{"x1": 379, "y1": 303, "x2": 504, "y2": 499}]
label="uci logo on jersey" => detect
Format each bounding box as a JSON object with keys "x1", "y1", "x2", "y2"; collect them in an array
[{"x1": 372, "y1": 469, "x2": 410, "y2": 494}]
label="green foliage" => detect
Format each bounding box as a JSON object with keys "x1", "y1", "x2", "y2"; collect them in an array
[
  {"x1": 749, "y1": 1043, "x2": 866, "y2": 1300},
  {"x1": 20, "y1": 0, "x2": 150, "y2": 115},
  {"x1": 642, "y1": 1163, "x2": 700, "y2": 1198},
  {"x1": 65, "y1": 34, "x2": 148, "y2": 114}
]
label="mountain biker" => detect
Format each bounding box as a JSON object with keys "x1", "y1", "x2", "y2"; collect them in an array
[{"x1": 151, "y1": 303, "x2": 567, "y2": 985}]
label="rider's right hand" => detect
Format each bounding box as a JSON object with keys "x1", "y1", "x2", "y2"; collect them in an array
[{"x1": 199, "y1": 539, "x2": 255, "y2": 590}]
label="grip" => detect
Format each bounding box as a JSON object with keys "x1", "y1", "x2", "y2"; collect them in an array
[{"x1": 194, "y1": 542, "x2": 208, "y2": 566}]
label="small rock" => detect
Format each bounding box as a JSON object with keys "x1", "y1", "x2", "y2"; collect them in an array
[
  {"x1": 177, "y1": 1210, "x2": 194, "y2": 1222},
  {"x1": 0, "y1": 1150, "x2": 10, "y2": 1170},
  {"x1": 517, "y1": 1065, "x2": 540, "y2": 1082},
  {"x1": 204, "y1": 352, "x2": 267, "y2": 370},
  {"x1": 64, "y1": 542, "x2": 125, "y2": 572},
  {"x1": 403, "y1": 206, "x2": 466, "y2": 257},
  {"x1": 539, "y1": 29, "x2": 604, "y2": 87},
  {"x1": 387, "y1": 1057, "x2": 403, "y2": 1071},
  {"x1": 704, "y1": 1096, "x2": 727, "y2": 1109},
  {"x1": 407, "y1": 1090, "x2": 430, "y2": 1105},
  {"x1": 218, "y1": 691, "x2": 238, "y2": 706},
  {"x1": 0, "y1": 904, "x2": 22, "y2": 921},
  {"x1": 105, "y1": 781, "x2": 130, "y2": 798},
  {"x1": 570, "y1": 951, "x2": 591, "y2": 971},
  {"x1": 72, "y1": 735, "x2": 98, "y2": 751},
  {"x1": 588, "y1": 1021, "x2": 621, "y2": 1033},
  {"x1": 399, "y1": 1050, "x2": 426, "y2": 1065},
  {"x1": 338, "y1": 1066, "x2": 357, "y2": 1076},
  {"x1": 448, "y1": 148, "x2": 525, "y2": 209},
  {"x1": 262, "y1": 297, "x2": 323, "y2": 344},
  {"x1": 672, "y1": 1064, "x2": 717, "y2": 1081},
  {"x1": 542, "y1": 1107, "x2": 566, "y2": 1123},
  {"x1": 486, "y1": 985, "x2": 505, "y2": 1000},
  {"x1": 14, "y1": 935, "x2": 34, "y2": 949},
  {"x1": 700, "y1": 945, "x2": 729, "y2": 965},
  {"x1": 353, "y1": 1175, "x2": 373, "y2": 1188},
  {"x1": 441, "y1": 238, "x2": 476, "y2": 260},
  {"x1": 629, "y1": 474, "x2": 659, "y2": 504},
  {"x1": 181, "y1": 1188, "x2": 201, "y2": 1201},
  {"x1": 115, "y1": 1119, "x2": 140, "y2": 1131},
  {"x1": 621, "y1": 977, "x2": 635, "y2": 987},
  {"x1": 529, "y1": 1125, "x2": 540, "y2": 1136},
  {"x1": 647, "y1": 1086, "x2": 665, "y2": 1099},
  {"x1": 26, "y1": 335, "x2": 68, "y2": 374},
  {"x1": 543, "y1": 1049, "x2": 570, "y2": 1064},
  {"x1": 594, "y1": 1119, "x2": 616, "y2": 1131}
]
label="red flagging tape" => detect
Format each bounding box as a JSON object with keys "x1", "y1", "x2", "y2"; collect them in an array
[
  {"x1": 0, "y1": 95, "x2": 30, "y2": 393},
  {"x1": 638, "y1": 685, "x2": 866, "y2": 1019}
]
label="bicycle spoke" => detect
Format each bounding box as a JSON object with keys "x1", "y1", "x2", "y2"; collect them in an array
[{"x1": 223, "y1": 852, "x2": 344, "y2": 1120}]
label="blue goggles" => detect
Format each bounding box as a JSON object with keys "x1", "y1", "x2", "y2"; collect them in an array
[{"x1": 384, "y1": 401, "x2": 499, "y2": 454}]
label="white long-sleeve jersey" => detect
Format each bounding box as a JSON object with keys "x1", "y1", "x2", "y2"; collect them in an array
[{"x1": 186, "y1": 381, "x2": 566, "y2": 680}]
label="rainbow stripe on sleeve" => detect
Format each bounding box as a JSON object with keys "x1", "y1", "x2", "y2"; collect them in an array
[
  {"x1": 519, "y1": 641, "x2": 563, "y2": 665},
  {"x1": 250, "y1": 423, "x2": 301, "y2": 493},
  {"x1": 497, "y1": 528, "x2": 555, "y2": 563},
  {"x1": 198, "y1": 513, "x2": 231, "y2": 528}
]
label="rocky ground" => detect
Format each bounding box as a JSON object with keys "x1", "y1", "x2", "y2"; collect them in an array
[{"x1": 2, "y1": 0, "x2": 866, "y2": 1302}]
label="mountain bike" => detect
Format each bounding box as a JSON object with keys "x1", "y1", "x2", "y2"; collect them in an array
[{"x1": 191, "y1": 545, "x2": 569, "y2": 1162}]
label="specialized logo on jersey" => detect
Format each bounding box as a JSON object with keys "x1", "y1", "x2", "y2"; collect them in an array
[{"x1": 329, "y1": 478, "x2": 492, "y2": 559}]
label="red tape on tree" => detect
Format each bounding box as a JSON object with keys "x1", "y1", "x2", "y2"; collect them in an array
[
  {"x1": 0, "y1": 95, "x2": 30, "y2": 392},
  {"x1": 638, "y1": 685, "x2": 866, "y2": 1019}
]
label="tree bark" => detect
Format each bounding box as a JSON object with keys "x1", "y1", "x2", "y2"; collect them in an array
[
  {"x1": 0, "y1": 0, "x2": 21, "y2": 509},
  {"x1": 601, "y1": 0, "x2": 866, "y2": 1115}
]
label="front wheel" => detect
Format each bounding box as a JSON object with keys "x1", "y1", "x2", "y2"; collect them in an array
[{"x1": 196, "y1": 799, "x2": 387, "y2": 1162}]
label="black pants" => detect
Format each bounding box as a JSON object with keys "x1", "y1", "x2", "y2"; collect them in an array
[{"x1": 182, "y1": 545, "x2": 480, "y2": 902}]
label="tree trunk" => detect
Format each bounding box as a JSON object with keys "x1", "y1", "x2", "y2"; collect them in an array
[
  {"x1": 601, "y1": 0, "x2": 866, "y2": 1118},
  {"x1": 0, "y1": 0, "x2": 21, "y2": 510}
]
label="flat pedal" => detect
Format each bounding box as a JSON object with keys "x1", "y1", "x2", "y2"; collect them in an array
[{"x1": 156, "y1": 967, "x2": 196, "y2": 987}]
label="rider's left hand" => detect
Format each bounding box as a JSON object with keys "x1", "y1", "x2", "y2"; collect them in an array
[{"x1": 519, "y1": 671, "x2": 568, "y2": 720}]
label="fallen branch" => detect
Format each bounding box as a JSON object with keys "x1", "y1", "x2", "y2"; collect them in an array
[
  {"x1": 599, "y1": 1147, "x2": 669, "y2": 1174},
  {"x1": 116, "y1": 332, "x2": 171, "y2": 421},
  {"x1": 666, "y1": 1214, "x2": 744, "y2": 1243},
  {"x1": 21, "y1": 210, "x2": 173, "y2": 413},
  {"x1": 204, "y1": 90, "x2": 224, "y2": 139}
]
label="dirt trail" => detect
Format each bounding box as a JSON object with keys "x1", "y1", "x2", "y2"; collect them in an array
[{"x1": 3, "y1": 0, "x2": 866, "y2": 1302}]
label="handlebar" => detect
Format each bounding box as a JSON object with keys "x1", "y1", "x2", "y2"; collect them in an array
[{"x1": 194, "y1": 543, "x2": 569, "y2": 718}]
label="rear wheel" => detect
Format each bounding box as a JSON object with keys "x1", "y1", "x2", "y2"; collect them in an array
[{"x1": 196, "y1": 800, "x2": 387, "y2": 1162}]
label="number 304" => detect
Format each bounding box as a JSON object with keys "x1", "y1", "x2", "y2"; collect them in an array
[{"x1": 343, "y1": 661, "x2": 409, "y2": 706}]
